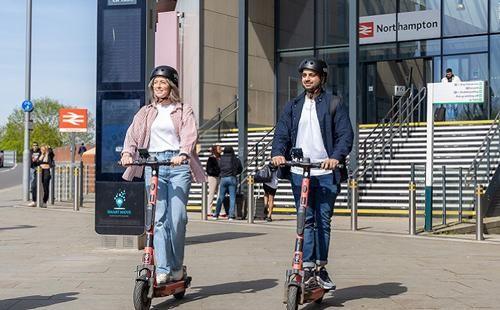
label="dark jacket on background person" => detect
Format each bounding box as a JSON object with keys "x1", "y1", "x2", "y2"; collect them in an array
[
  {"x1": 219, "y1": 148, "x2": 243, "y2": 177},
  {"x1": 271, "y1": 90, "x2": 354, "y2": 183},
  {"x1": 206, "y1": 156, "x2": 221, "y2": 177},
  {"x1": 30, "y1": 148, "x2": 41, "y2": 169}
]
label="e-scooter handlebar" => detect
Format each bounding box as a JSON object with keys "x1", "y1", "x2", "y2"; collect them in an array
[
  {"x1": 117, "y1": 159, "x2": 190, "y2": 167},
  {"x1": 272, "y1": 160, "x2": 344, "y2": 170}
]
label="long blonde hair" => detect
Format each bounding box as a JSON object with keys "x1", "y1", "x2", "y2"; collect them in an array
[{"x1": 148, "y1": 77, "x2": 181, "y2": 104}]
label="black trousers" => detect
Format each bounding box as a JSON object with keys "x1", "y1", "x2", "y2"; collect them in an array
[{"x1": 32, "y1": 169, "x2": 51, "y2": 203}]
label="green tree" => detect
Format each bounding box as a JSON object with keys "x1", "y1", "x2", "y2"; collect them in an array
[{"x1": 0, "y1": 97, "x2": 95, "y2": 159}]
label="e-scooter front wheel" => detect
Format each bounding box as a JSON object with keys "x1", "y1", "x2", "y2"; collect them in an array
[
  {"x1": 286, "y1": 286, "x2": 299, "y2": 310},
  {"x1": 133, "y1": 280, "x2": 152, "y2": 310}
]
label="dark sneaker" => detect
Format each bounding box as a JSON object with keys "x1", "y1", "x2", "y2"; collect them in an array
[
  {"x1": 303, "y1": 268, "x2": 316, "y2": 286},
  {"x1": 316, "y1": 267, "x2": 336, "y2": 290},
  {"x1": 265, "y1": 217, "x2": 272, "y2": 222}
]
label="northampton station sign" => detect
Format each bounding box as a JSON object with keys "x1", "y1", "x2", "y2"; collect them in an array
[{"x1": 359, "y1": 10, "x2": 441, "y2": 44}]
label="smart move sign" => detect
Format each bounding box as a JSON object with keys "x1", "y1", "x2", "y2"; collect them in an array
[
  {"x1": 359, "y1": 10, "x2": 441, "y2": 44},
  {"x1": 59, "y1": 108, "x2": 88, "y2": 132},
  {"x1": 427, "y1": 81, "x2": 486, "y2": 105}
]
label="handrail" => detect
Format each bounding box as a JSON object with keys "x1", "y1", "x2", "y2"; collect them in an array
[
  {"x1": 238, "y1": 127, "x2": 276, "y2": 187},
  {"x1": 245, "y1": 125, "x2": 276, "y2": 164},
  {"x1": 198, "y1": 97, "x2": 238, "y2": 132},
  {"x1": 360, "y1": 87, "x2": 412, "y2": 158},
  {"x1": 464, "y1": 110, "x2": 500, "y2": 185},
  {"x1": 199, "y1": 104, "x2": 239, "y2": 139},
  {"x1": 354, "y1": 87, "x2": 426, "y2": 180}
]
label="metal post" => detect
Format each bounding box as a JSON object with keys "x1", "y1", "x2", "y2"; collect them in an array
[
  {"x1": 22, "y1": 0, "x2": 33, "y2": 202},
  {"x1": 349, "y1": 178, "x2": 358, "y2": 231},
  {"x1": 458, "y1": 167, "x2": 463, "y2": 223},
  {"x1": 247, "y1": 176, "x2": 254, "y2": 224},
  {"x1": 348, "y1": 0, "x2": 359, "y2": 175},
  {"x1": 217, "y1": 107, "x2": 221, "y2": 141},
  {"x1": 49, "y1": 166, "x2": 55, "y2": 205},
  {"x1": 70, "y1": 133, "x2": 76, "y2": 200},
  {"x1": 85, "y1": 165, "x2": 89, "y2": 195},
  {"x1": 475, "y1": 184, "x2": 484, "y2": 241},
  {"x1": 201, "y1": 181, "x2": 208, "y2": 221},
  {"x1": 238, "y1": 0, "x2": 249, "y2": 201},
  {"x1": 409, "y1": 164, "x2": 416, "y2": 235},
  {"x1": 441, "y1": 165, "x2": 446, "y2": 226},
  {"x1": 36, "y1": 166, "x2": 42, "y2": 208},
  {"x1": 73, "y1": 166, "x2": 80, "y2": 211},
  {"x1": 79, "y1": 161, "x2": 84, "y2": 207}
]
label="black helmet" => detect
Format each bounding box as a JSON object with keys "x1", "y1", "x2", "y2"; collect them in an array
[
  {"x1": 150, "y1": 65, "x2": 179, "y2": 87},
  {"x1": 298, "y1": 58, "x2": 328, "y2": 76}
]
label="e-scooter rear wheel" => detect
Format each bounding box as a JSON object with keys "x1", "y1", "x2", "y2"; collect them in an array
[
  {"x1": 173, "y1": 291, "x2": 185, "y2": 300},
  {"x1": 133, "y1": 280, "x2": 152, "y2": 310},
  {"x1": 286, "y1": 286, "x2": 299, "y2": 310}
]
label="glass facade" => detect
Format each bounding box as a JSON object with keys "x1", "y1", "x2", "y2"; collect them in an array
[{"x1": 277, "y1": 0, "x2": 500, "y2": 123}]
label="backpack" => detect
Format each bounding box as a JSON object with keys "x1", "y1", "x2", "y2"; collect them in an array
[{"x1": 329, "y1": 95, "x2": 349, "y2": 183}]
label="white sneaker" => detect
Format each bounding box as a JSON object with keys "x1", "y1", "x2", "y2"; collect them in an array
[
  {"x1": 171, "y1": 269, "x2": 184, "y2": 281},
  {"x1": 28, "y1": 202, "x2": 36, "y2": 207},
  {"x1": 156, "y1": 273, "x2": 169, "y2": 285}
]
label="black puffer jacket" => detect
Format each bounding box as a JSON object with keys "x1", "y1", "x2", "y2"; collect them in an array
[
  {"x1": 206, "y1": 156, "x2": 220, "y2": 177},
  {"x1": 219, "y1": 154, "x2": 242, "y2": 177}
]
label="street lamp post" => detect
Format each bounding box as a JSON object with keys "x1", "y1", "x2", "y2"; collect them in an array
[{"x1": 22, "y1": 0, "x2": 33, "y2": 202}]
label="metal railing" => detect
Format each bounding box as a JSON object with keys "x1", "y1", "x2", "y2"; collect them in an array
[
  {"x1": 464, "y1": 111, "x2": 500, "y2": 186},
  {"x1": 354, "y1": 86, "x2": 427, "y2": 181},
  {"x1": 199, "y1": 97, "x2": 239, "y2": 140}
]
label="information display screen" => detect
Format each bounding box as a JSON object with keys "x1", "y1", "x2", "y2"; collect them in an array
[
  {"x1": 100, "y1": 99, "x2": 141, "y2": 175},
  {"x1": 101, "y1": 8, "x2": 142, "y2": 83}
]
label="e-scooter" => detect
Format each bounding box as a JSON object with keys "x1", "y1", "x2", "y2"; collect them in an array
[
  {"x1": 280, "y1": 149, "x2": 337, "y2": 310},
  {"x1": 120, "y1": 149, "x2": 191, "y2": 310}
]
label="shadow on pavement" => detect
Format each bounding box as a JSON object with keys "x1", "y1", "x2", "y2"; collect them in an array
[
  {"x1": 303, "y1": 282, "x2": 408, "y2": 309},
  {"x1": 0, "y1": 225, "x2": 36, "y2": 231},
  {"x1": 0, "y1": 292, "x2": 78, "y2": 310},
  {"x1": 152, "y1": 278, "x2": 279, "y2": 309},
  {"x1": 186, "y1": 232, "x2": 266, "y2": 245}
]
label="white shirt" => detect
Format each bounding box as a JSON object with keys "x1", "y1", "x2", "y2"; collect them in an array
[
  {"x1": 148, "y1": 104, "x2": 180, "y2": 152},
  {"x1": 291, "y1": 95, "x2": 332, "y2": 176},
  {"x1": 441, "y1": 75, "x2": 461, "y2": 83}
]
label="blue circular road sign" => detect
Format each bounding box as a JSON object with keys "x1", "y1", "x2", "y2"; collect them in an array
[{"x1": 22, "y1": 100, "x2": 34, "y2": 112}]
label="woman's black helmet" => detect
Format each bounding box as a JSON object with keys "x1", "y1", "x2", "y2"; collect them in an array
[
  {"x1": 150, "y1": 65, "x2": 179, "y2": 87},
  {"x1": 298, "y1": 58, "x2": 328, "y2": 76}
]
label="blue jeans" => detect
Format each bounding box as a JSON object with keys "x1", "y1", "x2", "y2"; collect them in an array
[
  {"x1": 214, "y1": 176, "x2": 237, "y2": 218},
  {"x1": 291, "y1": 173, "x2": 338, "y2": 268},
  {"x1": 144, "y1": 151, "x2": 192, "y2": 275}
]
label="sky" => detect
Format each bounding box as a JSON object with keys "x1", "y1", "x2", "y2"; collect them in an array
[{"x1": 0, "y1": 0, "x2": 97, "y2": 126}]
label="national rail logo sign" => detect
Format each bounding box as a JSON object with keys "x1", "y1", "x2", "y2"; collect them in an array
[
  {"x1": 359, "y1": 22, "x2": 374, "y2": 38},
  {"x1": 59, "y1": 108, "x2": 88, "y2": 133},
  {"x1": 359, "y1": 10, "x2": 440, "y2": 44}
]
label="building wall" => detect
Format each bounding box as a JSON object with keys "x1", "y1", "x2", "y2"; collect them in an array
[{"x1": 202, "y1": 0, "x2": 275, "y2": 127}]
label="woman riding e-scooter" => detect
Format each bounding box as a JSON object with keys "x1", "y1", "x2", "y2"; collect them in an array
[{"x1": 120, "y1": 65, "x2": 206, "y2": 285}]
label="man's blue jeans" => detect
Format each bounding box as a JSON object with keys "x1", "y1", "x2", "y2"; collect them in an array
[
  {"x1": 214, "y1": 176, "x2": 237, "y2": 218},
  {"x1": 291, "y1": 172, "x2": 338, "y2": 268},
  {"x1": 144, "y1": 151, "x2": 192, "y2": 275}
]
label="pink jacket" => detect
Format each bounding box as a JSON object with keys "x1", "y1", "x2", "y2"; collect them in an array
[{"x1": 121, "y1": 102, "x2": 207, "y2": 183}]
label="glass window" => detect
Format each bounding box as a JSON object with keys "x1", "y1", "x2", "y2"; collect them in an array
[
  {"x1": 491, "y1": 0, "x2": 500, "y2": 32},
  {"x1": 318, "y1": 47, "x2": 349, "y2": 98},
  {"x1": 442, "y1": 53, "x2": 489, "y2": 120},
  {"x1": 360, "y1": 0, "x2": 396, "y2": 16},
  {"x1": 360, "y1": 43, "x2": 397, "y2": 62},
  {"x1": 443, "y1": 36, "x2": 488, "y2": 54},
  {"x1": 490, "y1": 35, "x2": 500, "y2": 118},
  {"x1": 443, "y1": 0, "x2": 488, "y2": 36},
  {"x1": 399, "y1": 40, "x2": 441, "y2": 58},
  {"x1": 399, "y1": 0, "x2": 440, "y2": 12},
  {"x1": 316, "y1": 0, "x2": 348, "y2": 46},
  {"x1": 278, "y1": 0, "x2": 314, "y2": 50},
  {"x1": 277, "y1": 51, "x2": 314, "y2": 115}
]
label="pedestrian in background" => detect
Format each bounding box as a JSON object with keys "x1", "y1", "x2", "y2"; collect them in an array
[
  {"x1": 28, "y1": 142, "x2": 41, "y2": 207},
  {"x1": 263, "y1": 167, "x2": 278, "y2": 222},
  {"x1": 212, "y1": 146, "x2": 242, "y2": 220},
  {"x1": 206, "y1": 144, "x2": 228, "y2": 217},
  {"x1": 36, "y1": 144, "x2": 54, "y2": 207}
]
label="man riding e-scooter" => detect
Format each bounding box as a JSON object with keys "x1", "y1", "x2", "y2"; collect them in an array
[{"x1": 271, "y1": 58, "x2": 354, "y2": 290}]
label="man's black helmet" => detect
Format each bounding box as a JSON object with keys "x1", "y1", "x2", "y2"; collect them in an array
[
  {"x1": 150, "y1": 65, "x2": 179, "y2": 87},
  {"x1": 298, "y1": 58, "x2": 328, "y2": 76}
]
